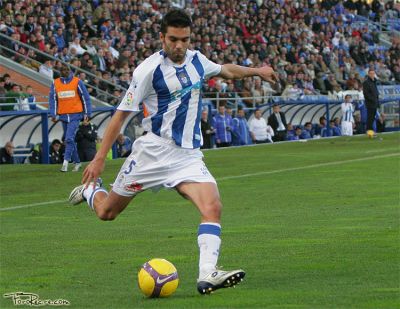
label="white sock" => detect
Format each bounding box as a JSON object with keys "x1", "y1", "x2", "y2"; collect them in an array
[
  {"x1": 62, "y1": 160, "x2": 68, "y2": 166},
  {"x1": 83, "y1": 186, "x2": 108, "y2": 210},
  {"x1": 197, "y1": 222, "x2": 221, "y2": 279}
]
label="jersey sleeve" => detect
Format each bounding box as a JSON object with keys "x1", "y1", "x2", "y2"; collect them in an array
[
  {"x1": 117, "y1": 69, "x2": 152, "y2": 112},
  {"x1": 196, "y1": 52, "x2": 222, "y2": 79}
]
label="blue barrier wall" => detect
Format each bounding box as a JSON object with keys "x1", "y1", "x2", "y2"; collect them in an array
[{"x1": 1, "y1": 88, "x2": 399, "y2": 163}]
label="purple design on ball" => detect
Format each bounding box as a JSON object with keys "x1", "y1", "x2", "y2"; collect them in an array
[{"x1": 143, "y1": 262, "x2": 178, "y2": 297}]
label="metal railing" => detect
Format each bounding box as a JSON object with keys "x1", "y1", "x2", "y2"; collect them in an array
[{"x1": 0, "y1": 32, "x2": 125, "y2": 104}]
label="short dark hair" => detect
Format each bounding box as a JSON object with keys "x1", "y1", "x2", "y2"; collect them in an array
[
  {"x1": 52, "y1": 139, "x2": 61, "y2": 146},
  {"x1": 160, "y1": 9, "x2": 192, "y2": 34}
]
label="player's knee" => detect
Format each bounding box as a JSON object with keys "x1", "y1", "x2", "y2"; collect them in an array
[
  {"x1": 96, "y1": 208, "x2": 118, "y2": 221},
  {"x1": 202, "y1": 198, "x2": 222, "y2": 221}
]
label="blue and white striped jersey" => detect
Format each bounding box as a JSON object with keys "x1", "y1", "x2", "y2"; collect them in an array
[
  {"x1": 341, "y1": 102, "x2": 354, "y2": 123},
  {"x1": 118, "y1": 49, "x2": 221, "y2": 149}
]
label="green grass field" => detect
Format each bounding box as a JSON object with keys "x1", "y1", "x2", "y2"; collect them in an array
[{"x1": 1, "y1": 133, "x2": 399, "y2": 309}]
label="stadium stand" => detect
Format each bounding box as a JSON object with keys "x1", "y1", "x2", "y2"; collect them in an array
[{"x1": 0, "y1": 0, "x2": 399, "y2": 161}]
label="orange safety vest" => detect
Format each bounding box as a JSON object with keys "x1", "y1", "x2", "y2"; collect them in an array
[{"x1": 54, "y1": 77, "x2": 83, "y2": 114}]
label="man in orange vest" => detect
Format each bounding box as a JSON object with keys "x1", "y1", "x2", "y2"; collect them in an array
[{"x1": 49, "y1": 64, "x2": 92, "y2": 172}]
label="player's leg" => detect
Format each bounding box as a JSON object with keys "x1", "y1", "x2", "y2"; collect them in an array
[
  {"x1": 176, "y1": 182, "x2": 245, "y2": 294},
  {"x1": 60, "y1": 121, "x2": 69, "y2": 171},
  {"x1": 87, "y1": 189, "x2": 134, "y2": 220},
  {"x1": 69, "y1": 179, "x2": 134, "y2": 221},
  {"x1": 61, "y1": 120, "x2": 81, "y2": 171},
  {"x1": 366, "y1": 107, "x2": 377, "y2": 137},
  {"x1": 69, "y1": 137, "x2": 152, "y2": 220}
]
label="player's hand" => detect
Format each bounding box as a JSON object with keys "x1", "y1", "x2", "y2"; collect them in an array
[
  {"x1": 51, "y1": 116, "x2": 57, "y2": 123},
  {"x1": 258, "y1": 66, "x2": 279, "y2": 84},
  {"x1": 82, "y1": 157, "x2": 105, "y2": 189}
]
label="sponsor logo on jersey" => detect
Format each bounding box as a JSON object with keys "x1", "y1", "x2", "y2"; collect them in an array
[
  {"x1": 125, "y1": 91, "x2": 134, "y2": 105},
  {"x1": 57, "y1": 90, "x2": 76, "y2": 98}
]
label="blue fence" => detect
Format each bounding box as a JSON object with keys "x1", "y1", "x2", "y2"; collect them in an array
[
  {"x1": 0, "y1": 107, "x2": 116, "y2": 163},
  {"x1": 1, "y1": 89, "x2": 399, "y2": 163}
]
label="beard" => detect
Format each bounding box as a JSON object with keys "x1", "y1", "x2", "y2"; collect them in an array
[{"x1": 165, "y1": 47, "x2": 186, "y2": 64}]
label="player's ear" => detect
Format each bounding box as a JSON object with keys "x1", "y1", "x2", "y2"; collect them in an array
[{"x1": 159, "y1": 32, "x2": 164, "y2": 41}]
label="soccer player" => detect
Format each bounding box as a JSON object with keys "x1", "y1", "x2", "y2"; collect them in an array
[
  {"x1": 341, "y1": 94, "x2": 355, "y2": 136},
  {"x1": 69, "y1": 9, "x2": 277, "y2": 295}
]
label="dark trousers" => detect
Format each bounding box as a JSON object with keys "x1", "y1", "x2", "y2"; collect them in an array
[
  {"x1": 366, "y1": 107, "x2": 377, "y2": 131},
  {"x1": 273, "y1": 130, "x2": 287, "y2": 142},
  {"x1": 78, "y1": 147, "x2": 96, "y2": 162},
  {"x1": 216, "y1": 142, "x2": 231, "y2": 148}
]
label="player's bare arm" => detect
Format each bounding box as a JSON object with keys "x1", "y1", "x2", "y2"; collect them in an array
[
  {"x1": 82, "y1": 110, "x2": 131, "y2": 187},
  {"x1": 218, "y1": 64, "x2": 278, "y2": 84}
]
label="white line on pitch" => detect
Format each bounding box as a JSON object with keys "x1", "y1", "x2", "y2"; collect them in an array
[
  {"x1": 0, "y1": 200, "x2": 66, "y2": 212},
  {"x1": 0, "y1": 152, "x2": 398, "y2": 212}
]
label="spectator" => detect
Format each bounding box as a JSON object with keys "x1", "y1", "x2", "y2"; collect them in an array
[
  {"x1": 25, "y1": 85, "x2": 37, "y2": 110},
  {"x1": 314, "y1": 116, "x2": 327, "y2": 137},
  {"x1": 232, "y1": 108, "x2": 252, "y2": 146},
  {"x1": 76, "y1": 118, "x2": 98, "y2": 162},
  {"x1": 49, "y1": 139, "x2": 63, "y2": 164},
  {"x1": 363, "y1": 68, "x2": 380, "y2": 137},
  {"x1": 288, "y1": 127, "x2": 302, "y2": 141},
  {"x1": 116, "y1": 133, "x2": 132, "y2": 158},
  {"x1": 300, "y1": 122, "x2": 314, "y2": 139},
  {"x1": 0, "y1": 77, "x2": 6, "y2": 106},
  {"x1": 49, "y1": 64, "x2": 91, "y2": 172},
  {"x1": 213, "y1": 105, "x2": 233, "y2": 148},
  {"x1": 4, "y1": 84, "x2": 27, "y2": 111},
  {"x1": 267, "y1": 104, "x2": 287, "y2": 142},
  {"x1": 3, "y1": 74, "x2": 13, "y2": 91},
  {"x1": 249, "y1": 109, "x2": 274, "y2": 144},
  {"x1": 54, "y1": 27, "x2": 66, "y2": 52},
  {"x1": 69, "y1": 36, "x2": 86, "y2": 56},
  {"x1": 39, "y1": 59, "x2": 54, "y2": 79},
  {"x1": 286, "y1": 123, "x2": 295, "y2": 140},
  {"x1": 341, "y1": 94, "x2": 355, "y2": 136},
  {"x1": 200, "y1": 109, "x2": 215, "y2": 149},
  {"x1": 354, "y1": 114, "x2": 364, "y2": 135},
  {"x1": 322, "y1": 120, "x2": 342, "y2": 137},
  {"x1": 0, "y1": 141, "x2": 14, "y2": 164},
  {"x1": 29, "y1": 143, "x2": 42, "y2": 164}
]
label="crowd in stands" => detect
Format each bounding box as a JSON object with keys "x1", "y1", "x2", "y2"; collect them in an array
[
  {"x1": 0, "y1": 0, "x2": 398, "y2": 161},
  {"x1": 0, "y1": 0, "x2": 399, "y2": 107},
  {"x1": 0, "y1": 73, "x2": 37, "y2": 111}
]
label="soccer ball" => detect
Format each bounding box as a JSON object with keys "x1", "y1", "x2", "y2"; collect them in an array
[
  {"x1": 138, "y1": 258, "x2": 179, "y2": 298},
  {"x1": 367, "y1": 130, "x2": 375, "y2": 139}
]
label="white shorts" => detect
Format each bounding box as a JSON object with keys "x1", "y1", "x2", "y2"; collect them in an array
[
  {"x1": 112, "y1": 132, "x2": 216, "y2": 197},
  {"x1": 341, "y1": 121, "x2": 353, "y2": 136}
]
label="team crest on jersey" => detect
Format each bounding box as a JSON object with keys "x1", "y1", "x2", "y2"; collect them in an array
[
  {"x1": 176, "y1": 68, "x2": 191, "y2": 88},
  {"x1": 125, "y1": 181, "x2": 143, "y2": 192}
]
